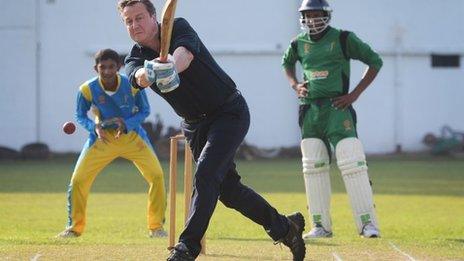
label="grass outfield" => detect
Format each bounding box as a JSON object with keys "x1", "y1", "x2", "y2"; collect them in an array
[{"x1": 0, "y1": 157, "x2": 463, "y2": 260}]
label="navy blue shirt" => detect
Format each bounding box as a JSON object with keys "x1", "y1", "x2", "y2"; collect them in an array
[{"x1": 125, "y1": 18, "x2": 237, "y2": 120}]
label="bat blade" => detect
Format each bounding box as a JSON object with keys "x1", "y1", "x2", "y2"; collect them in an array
[{"x1": 159, "y1": 0, "x2": 178, "y2": 62}]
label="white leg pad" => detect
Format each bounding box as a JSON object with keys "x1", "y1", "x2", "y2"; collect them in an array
[
  {"x1": 301, "y1": 138, "x2": 332, "y2": 231},
  {"x1": 336, "y1": 137, "x2": 378, "y2": 234}
]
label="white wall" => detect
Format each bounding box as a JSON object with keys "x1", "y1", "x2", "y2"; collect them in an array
[
  {"x1": 330, "y1": 0, "x2": 464, "y2": 152},
  {"x1": 0, "y1": 1, "x2": 38, "y2": 149},
  {"x1": 36, "y1": 0, "x2": 133, "y2": 152},
  {"x1": 0, "y1": 0, "x2": 463, "y2": 153}
]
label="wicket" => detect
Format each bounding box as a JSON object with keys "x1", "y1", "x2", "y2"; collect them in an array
[{"x1": 168, "y1": 134, "x2": 206, "y2": 254}]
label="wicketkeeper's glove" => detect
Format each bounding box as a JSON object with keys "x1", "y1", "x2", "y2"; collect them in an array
[{"x1": 99, "y1": 118, "x2": 125, "y2": 130}]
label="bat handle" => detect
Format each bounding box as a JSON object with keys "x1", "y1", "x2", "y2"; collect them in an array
[{"x1": 159, "y1": 56, "x2": 168, "y2": 63}]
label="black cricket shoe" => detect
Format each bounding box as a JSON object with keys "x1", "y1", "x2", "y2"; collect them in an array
[
  {"x1": 276, "y1": 212, "x2": 306, "y2": 261},
  {"x1": 167, "y1": 242, "x2": 195, "y2": 261}
]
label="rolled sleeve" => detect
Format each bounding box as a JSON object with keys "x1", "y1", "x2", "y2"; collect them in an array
[
  {"x1": 170, "y1": 18, "x2": 201, "y2": 55},
  {"x1": 282, "y1": 38, "x2": 299, "y2": 69}
]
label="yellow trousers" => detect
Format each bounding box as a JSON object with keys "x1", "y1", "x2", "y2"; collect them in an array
[{"x1": 66, "y1": 132, "x2": 166, "y2": 234}]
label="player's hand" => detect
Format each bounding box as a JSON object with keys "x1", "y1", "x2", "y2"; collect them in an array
[
  {"x1": 294, "y1": 82, "x2": 308, "y2": 98},
  {"x1": 98, "y1": 118, "x2": 126, "y2": 139},
  {"x1": 95, "y1": 123, "x2": 109, "y2": 143},
  {"x1": 147, "y1": 58, "x2": 180, "y2": 93},
  {"x1": 332, "y1": 91, "x2": 360, "y2": 110},
  {"x1": 113, "y1": 117, "x2": 126, "y2": 139},
  {"x1": 135, "y1": 68, "x2": 152, "y2": 88}
]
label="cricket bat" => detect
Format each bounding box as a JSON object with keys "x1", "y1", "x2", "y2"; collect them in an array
[{"x1": 159, "y1": 0, "x2": 178, "y2": 63}]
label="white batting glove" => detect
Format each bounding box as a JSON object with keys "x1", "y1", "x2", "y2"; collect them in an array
[
  {"x1": 153, "y1": 59, "x2": 180, "y2": 93},
  {"x1": 143, "y1": 60, "x2": 157, "y2": 85},
  {"x1": 144, "y1": 58, "x2": 180, "y2": 93}
]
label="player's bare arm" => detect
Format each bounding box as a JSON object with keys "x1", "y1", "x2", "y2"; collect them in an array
[
  {"x1": 332, "y1": 66, "x2": 379, "y2": 109},
  {"x1": 172, "y1": 46, "x2": 193, "y2": 73},
  {"x1": 284, "y1": 67, "x2": 308, "y2": 98}
]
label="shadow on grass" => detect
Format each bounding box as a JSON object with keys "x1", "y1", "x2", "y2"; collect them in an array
[
  {"x1": 217, "y1": 237, "x2": 337, "y2": 247},
  {"x1": 445, "y1": 238, "x2": 464, "y2": 243},
  {"x1": 206, "y1": 253, "x2": 276, "y2": 260},
  {"x1": 1, "y1": 158, "x2": 463, "y2": 196},
  {"x1": 217, "y1": 237, "x2": 270, "y2": 242},
  {"x1": 302, "y1": 240, "x2": 338, "y2": 246},
  {"x1": 0, "y1": 238, "x2": 83, "y2": 246}
]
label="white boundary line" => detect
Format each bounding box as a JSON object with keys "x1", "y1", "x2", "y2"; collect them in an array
[
  {"x1": 389, "y1": 242, "x2": 417, "y2": 261},
  {"x1": 332, "y1": 252, "x2": 343, "y2": 261}
]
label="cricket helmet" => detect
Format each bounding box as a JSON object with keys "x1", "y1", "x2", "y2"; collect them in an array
[{"x1": 299, "y1": 0, "x2": 332, "y2": 35}]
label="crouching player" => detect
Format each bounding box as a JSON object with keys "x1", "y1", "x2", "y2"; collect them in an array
[
  {"x1": 282, "y1": 0, "x2": 383, "y2": 239},
  {"x1": 56, "y1": 49, "x2": 167, "y2": 238}
]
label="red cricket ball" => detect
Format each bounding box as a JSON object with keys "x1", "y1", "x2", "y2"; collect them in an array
[{"x1": 63, "y1": 121, "x2": 76, "y2": 135}]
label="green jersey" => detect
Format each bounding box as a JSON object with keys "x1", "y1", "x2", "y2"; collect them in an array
[{"x1": 282, "y1": 27, "x2": 383, "y2": 104}]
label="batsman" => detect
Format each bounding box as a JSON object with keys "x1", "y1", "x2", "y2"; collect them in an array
[
  {"x1": 118, "y1": 0, "x2": 306, "y2": 260},
  {"x1": 282, "y1": 0, "x2": 383, "y2": 239}
]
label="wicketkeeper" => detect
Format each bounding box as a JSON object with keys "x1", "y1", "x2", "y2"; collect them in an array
[
  {"x1": 282, "y1": 0, "x2": 383, "y2": 239},
  {"x1": 56, "y1": 49, "x2": 167, "y2": 238}
]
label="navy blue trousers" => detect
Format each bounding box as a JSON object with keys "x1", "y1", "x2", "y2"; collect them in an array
[{"x1": 179, "y1": 94, "x2": 289, "y2": 257}]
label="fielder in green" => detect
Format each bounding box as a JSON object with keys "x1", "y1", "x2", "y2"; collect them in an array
[{"x1": 282, "y1": 0, "x2": 383, "y2": 239}]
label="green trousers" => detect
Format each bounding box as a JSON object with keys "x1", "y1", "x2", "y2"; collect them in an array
[{"x1": 300, "y1": 99, "x2": 358, "y2": 151}]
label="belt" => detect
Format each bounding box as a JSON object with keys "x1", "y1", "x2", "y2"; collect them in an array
[{"x1": 184, "y1": 90, "x2": 241, "y2": 124}]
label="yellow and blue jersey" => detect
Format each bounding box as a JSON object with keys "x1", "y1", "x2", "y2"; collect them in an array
[{"x1": 75, "y1": 73, "x2": 152, "y2": 148}]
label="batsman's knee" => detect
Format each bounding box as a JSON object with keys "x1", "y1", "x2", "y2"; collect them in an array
[
  {"x1": 144, "y1": 167, "x2": 164, "y2": 182},
  {"x1": 301, "y1": 138, "x2": 330, "y2": 175},
  {"x1": 219, "y1": 182, "x2": 247, "y2": 209},
  {"x1": 335, "y1": 137, "x2": 368, "y2": 176},
  {"x1": 219, "y1": 193, "x2": 237, "y2": 209}
]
